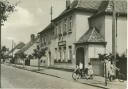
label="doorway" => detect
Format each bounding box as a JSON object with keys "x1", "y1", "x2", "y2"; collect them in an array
[{"x1": 76, "y1": 47, "x2": 85, "y2": 69}]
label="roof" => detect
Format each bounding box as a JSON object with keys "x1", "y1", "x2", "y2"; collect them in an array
[
  {"x1": 77, "y1": 0, "x2": 105, "y2": 10},
  {"x1": 16, "y1": 38, "x2": 38, "y2": 54},
  {"x1": 39, "y1": 0, "x2": 127, "y2": 35},
  {"x1": 77, "y1": 27, "x2": 105, "y2": 44},
  {"x1": 7, "y1": 42, "x2": 25, "y2": 55},
  {"x1": 38, "y1": 22, "x2": 55, "y2": 35},
  {"x1": 105, "y1": 0, "x2": 127, "y2": 14},
  {"x1": 53, "y1": 0, "x2": 127, "y2": 21}
]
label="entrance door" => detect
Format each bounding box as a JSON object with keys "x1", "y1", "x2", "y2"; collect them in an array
[{"x1": 76, "y1": 47, "x2": 85, "y2": 69}]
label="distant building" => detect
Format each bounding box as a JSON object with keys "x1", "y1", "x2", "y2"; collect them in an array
[
  {"x1": 14, "y1": 34, "x2": 39, "y2": 65},
  {"x1": 38, "y1": 0, "x2": 126, "y2": 75},
  {"x1": 7, "y1": 42, "x2": 25, "y2": 56},
  {"x1": 17, "y1": 34, "x2": 38, "y2": 55}
]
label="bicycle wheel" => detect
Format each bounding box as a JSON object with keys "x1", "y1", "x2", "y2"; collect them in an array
[
  {"x1": 72, "y1": 72, "x2": 80, "y2": 80},
  {"x1": 118, "y1": 73, "x2": 125, "y2": 82}
]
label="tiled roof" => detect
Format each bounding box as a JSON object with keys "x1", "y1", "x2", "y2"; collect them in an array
[
  {"x1": 39, "y1": 23, "x2": 54, "y2": 34},
  {"x1": 105, "y1": 0, "x2": 127, "y2": 14},
  {"x1": 53, "y1": 0, "x2": 127, "y2": 21},
  {"x1": 77, "y1": 0, "x2": 127, "y2": 14},
  {"x1": 76, "y1": 0, "x2": 104, "y2": 10},
  {"x1": 7, "y1": 42, "x2": 25, "y2": 55},
  {"x1": 16, "y1": 38, "x2": 38, "y2": 54},
  {"x1": 77, "y1": 27, "x2": 105, "y2": 43},
  {"x1": 39, "y1": 0, "x2": 127, "y2": 36}
]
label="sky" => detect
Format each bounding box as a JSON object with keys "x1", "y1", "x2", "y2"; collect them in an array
[{"x1": 2, "y1": 0, "x2": 74, "y2": 49}]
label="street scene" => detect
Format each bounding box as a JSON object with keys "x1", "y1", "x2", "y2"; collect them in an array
[{"x1": 0, "y1": 0, "x2": 127, "y2": 89}]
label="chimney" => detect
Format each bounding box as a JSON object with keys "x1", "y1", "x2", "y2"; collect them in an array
[
  {"x1": 31, "y1": 34, "x2": 35, "y2": 42},
  {"x1": 66, "y1": 0, "x2": 71, "y2": 9}
]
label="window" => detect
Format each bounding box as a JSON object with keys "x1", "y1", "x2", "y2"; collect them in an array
[
  {"x1": 69, "y1": 16, "x2": 72, "y2": 33},
  {"x1": 63, "y1": 46, "x2": 66, "y2": 61},
  {"x1": 44, "y1": 34, "x2": 46, "y2": 45},
  {"x1": 59, "y1": 47, "x2": 62, "y2": 61},
  {"x1": 55, "y1": 23, "x2": 58, "y2": 37},
  {"x1": 54, "y1": 48, "x2": 58, "y2": 62},
  {"x1": 64, "y1": 18, "x2": 67, "y2": 32},
  {"x1": 68, "y1": 46, "x2": 72, "y2": 63},
  {"x1": 58, "y1": 24, "x2": 61, "y2": 35}
]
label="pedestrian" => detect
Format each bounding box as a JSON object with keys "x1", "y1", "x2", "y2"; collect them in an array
[
  {"x1": 105, "y1": 58, "x2": 111, "y2": 79},
  {"x1": 88, "y1": 62, "x2": 93, "y2": 78},
  {"x1": 79, "y1": 62, "x2": 83, "y2": 76},
  {"x1": 109, "y1": 62, "x2": 119, "y2": 81},
  {"x1": 84, "y1": 64, "x2": 88, "y2": 75}
]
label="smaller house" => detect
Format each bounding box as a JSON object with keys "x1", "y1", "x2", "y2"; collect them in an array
[{"x1": 7, "y1": 42, "x2": 25, "y2": 63}]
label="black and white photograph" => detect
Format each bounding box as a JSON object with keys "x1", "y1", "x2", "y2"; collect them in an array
[{"x1": 0, "y1": 0, "x2": 127, "y2": 89}]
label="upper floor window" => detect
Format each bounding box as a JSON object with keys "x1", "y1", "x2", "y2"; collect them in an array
[
  {"x1": 58, "y1": 24, "x2": 61, "y2": 35},
  {"x1": 44, "y1": 34, "x2": 46, "y2": 45},
  {"x1": 64, "y1": 18, "x2": 67, "y2": 32},
  {"x1": 54, "y1": 24, "x2": 57, "y2": 38},
  {"x1": 69, "y1": 16, "x2": 72, "y2": 33}
]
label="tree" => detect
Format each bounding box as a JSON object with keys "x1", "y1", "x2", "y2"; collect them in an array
[
  {"x1": 1, "y1": 46, "x2": 9, "y2": 62},
  {"x1": 33, "y1": 45, "x2": 46, "y2": 71},
  {"x1": 0, "y1": 0, "x2": 16, "y2": 87}
]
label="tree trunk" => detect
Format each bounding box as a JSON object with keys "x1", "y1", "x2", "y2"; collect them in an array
[
  {"x1": 38, "y1": 58, "x2": 40, "y2": 71},
  {"x1": 23, "y1": 58, "x2": 25, "y2": 68}
]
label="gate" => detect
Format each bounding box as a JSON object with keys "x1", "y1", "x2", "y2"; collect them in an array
[{"x1": 90, "y1": 58, "x2": 104, "y2": 76}]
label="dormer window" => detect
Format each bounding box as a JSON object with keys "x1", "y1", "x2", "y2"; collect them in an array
[{"x1": 66, "y1": 0, "x2": 71, "y2": 9}]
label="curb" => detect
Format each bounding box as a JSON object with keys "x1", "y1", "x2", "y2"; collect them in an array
[{"x1": 7, "y1": 64, "x2": 109, "y2": 89}]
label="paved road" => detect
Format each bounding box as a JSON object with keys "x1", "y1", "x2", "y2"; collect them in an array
[{"x1": 1, "y1": 64, "x2": 102, "y2": 89}]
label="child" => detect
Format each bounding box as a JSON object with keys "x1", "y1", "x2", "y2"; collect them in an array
[{"x1": 88, "y1": 62, "x2": 94, "y2": 78}]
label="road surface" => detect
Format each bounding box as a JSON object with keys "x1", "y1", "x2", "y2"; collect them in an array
[{"x1": 1, "y1": 64, "x2": 101, "y2": 89}]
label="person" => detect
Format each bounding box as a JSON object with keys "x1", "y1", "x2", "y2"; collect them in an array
[
  {"x1": 88, "y1": 62, "x2": 94, "y2": 78},
  {"x1": 74, "y1": 65, "x2": 80, "y2": 74},
  {"x1": 79, "y1": 62, "x2": 83, "y2": 77},
  {"x1": 109, "y1": 62, "x2": 119, "y2": 81},
  {"x1": 105, "y1": 59, "x2": 111, "y2": 79},
  {"x1": 84, "y1": 64, "x2": 88, "y2": 75}
]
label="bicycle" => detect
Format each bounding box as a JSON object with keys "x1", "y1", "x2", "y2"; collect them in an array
[
  {"x1": 109, "y1": 69, "x2": 126, "y2": 82},
  {"x1": 72, "y1": 68, "x2": 94, "y2": 80},
  {"x1": 117, "y1": 69, "x2": 126, "y2": 82}
]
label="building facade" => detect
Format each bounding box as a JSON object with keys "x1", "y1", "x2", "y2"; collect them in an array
[{"x1": 38, "y1": 0, "x2": 127, "y2": 75}]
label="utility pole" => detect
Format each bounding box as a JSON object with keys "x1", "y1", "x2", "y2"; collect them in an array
[
  {"x1": 49, "y1": 5, "x2": 53, "y2": 66},
  {"x1": 0, "y1": 13, "x2": 1, "y2": 88},
  {"x1": 51, "y1": 6, "x2": 53, "y2": 23},
  {"x1": 112, "y1": 0, "x2": 118, "y2": 77},
  {"x1": 12, "y1": 40, "x2": 14, "y2": 64},
  {"x1": 112, "y1": 1, "x2": 117, "y2": 64}
]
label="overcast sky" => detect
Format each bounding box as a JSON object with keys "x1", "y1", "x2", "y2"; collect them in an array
[{"x1": 2, "y1": 0, "x2": 73, "y2": 49}]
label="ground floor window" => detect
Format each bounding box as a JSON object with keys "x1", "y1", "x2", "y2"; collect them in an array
[
  {"x1": 68, "y1": 46, "x2": 72, "y2": 63},
  {"x1": 54, "y1": 45, "x2": 72, "y2": 63}
]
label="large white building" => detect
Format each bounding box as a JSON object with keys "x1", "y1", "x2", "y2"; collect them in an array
[{"x1": 37, "y1": 0, "x2": 126, "y2": 76}]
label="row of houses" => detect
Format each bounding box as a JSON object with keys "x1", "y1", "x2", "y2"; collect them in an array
[{"x1": 10, "y1": 0, "x2": 127, "y2": 76}]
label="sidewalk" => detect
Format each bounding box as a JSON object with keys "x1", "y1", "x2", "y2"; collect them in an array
[{"x1": 6, "y1": 63, "x2": 127, "y2": 89}]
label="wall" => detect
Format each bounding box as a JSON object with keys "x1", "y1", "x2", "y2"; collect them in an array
[
  {"x1": 105, "y1": 15, "x2": 127, "y2": 55},
  {"x1": 49, "y1": 12, "x2": 77, "y2": 67},
  {"x1": 88, "y1": 44, "x2": 105, "y2": 59},
  {"x1": 90, "y1": 15, "x2": 105, "y2": 38},
  {"x1": 30, "y1": 57, "x2": 48, "y2": 67},
  {"x1": 75, "y1": 12, "x2": 92, "y2": 41},
  {"x1": 24, "y1": 43, "x2": 37, "y2": 55}
]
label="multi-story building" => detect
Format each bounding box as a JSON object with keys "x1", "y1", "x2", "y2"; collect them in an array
[{"x1": 38, "y1": 0, "x2": 127, "y2": 75}]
